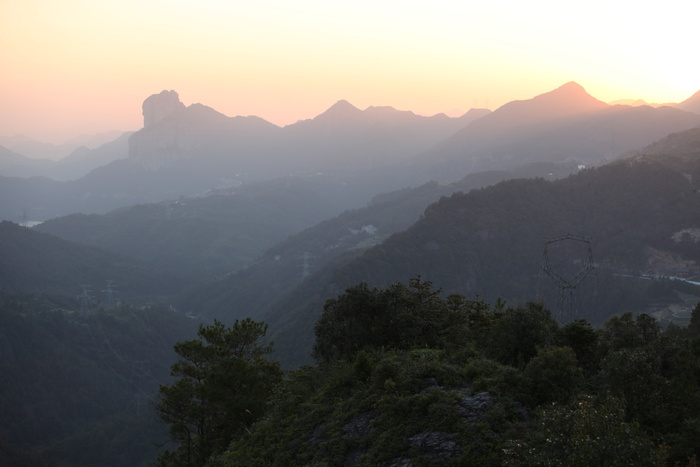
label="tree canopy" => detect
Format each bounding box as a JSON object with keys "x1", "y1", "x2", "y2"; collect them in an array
[
  {"x1": 155, "y1": 319, "x2": 281, "y2": 466},
  {"x1": 219, "y1": 279, "x2": 700, "y2": 466}
]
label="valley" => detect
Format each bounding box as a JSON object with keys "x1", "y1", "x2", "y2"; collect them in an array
[{"x1": 2, "y1": 83, "x2": 700, "y2": 466}]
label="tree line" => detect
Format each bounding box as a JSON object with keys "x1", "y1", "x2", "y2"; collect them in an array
[{"x1": 155, "y1": 277, "x2": 700, "y2": 466}]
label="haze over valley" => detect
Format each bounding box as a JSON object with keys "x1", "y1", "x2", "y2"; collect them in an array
[
  {"x1": 3, "y1": 80, "x2": 700, "y2": 465},
  {"x1": 3, "y1": 1, "x2": 700, "y2": 465}
]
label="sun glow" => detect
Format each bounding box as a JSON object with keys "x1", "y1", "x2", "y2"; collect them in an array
[{"x1": 1, "y1": 0, "x2": 698, "y2": 143}]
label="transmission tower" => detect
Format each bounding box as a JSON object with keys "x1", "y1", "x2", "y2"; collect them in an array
[
  {"x1": 540, "y1": 234, "x2": 595, "y2": 319},
  {"x1": 102, "y1": 280, "x2": 117, "y2": 308},
  {"x1": 78, "y1": 284, "x2": 94, "y2": 314},
  {"x1": 299, "y1": 251, "x2": 313, "y2": 280}
]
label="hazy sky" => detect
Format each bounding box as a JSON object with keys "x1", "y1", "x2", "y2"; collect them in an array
[{"x1": 1, "y1": 0, "x2": 698, "y2": 144}]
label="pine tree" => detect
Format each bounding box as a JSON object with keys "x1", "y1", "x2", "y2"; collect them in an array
[{"x1": 155, "y1": 319, "x2": 282, "y2": 466}]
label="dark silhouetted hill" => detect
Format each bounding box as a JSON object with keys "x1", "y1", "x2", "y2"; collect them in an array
[
  {"x1": 178, "y1": 161, "x2": 583, "y2": 323},
  {"x1": 0, "y1": 220, "x2": 187, "y2": 300},
  {"x1": 247, "y1": 143, "x2": 700, "y2": 367},
  {"x1": 0, "y1": 299, "x2": 199, "y2": 467}
]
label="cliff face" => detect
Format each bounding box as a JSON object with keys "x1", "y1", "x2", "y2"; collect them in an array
[
  {"x1": 130, "y1": 93, "x2": 225, "y2": 170},
  {"x1": 125, "y1": 89, "x2": 478, "y2": 177},
  {"x1": 142, "y1": 90, "x2": 185, "y2": 128},
  {"x1": 129, "y1": 90, "x2": 189, "y2": 170}
]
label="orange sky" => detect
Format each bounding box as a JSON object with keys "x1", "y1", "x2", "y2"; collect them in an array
[{"x1": 1, "y1": 0, "x2": 698, "y2": 144}]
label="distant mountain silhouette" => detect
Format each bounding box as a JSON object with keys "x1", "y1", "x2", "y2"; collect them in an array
[
  {"x1": 0, "y1": 91, "x2": 486, "y2": 221},
  {"x1": 470, "y1": 81, "x2": 609, "y2": 129},
  {"x1": 308, "y1": 99, "x2": 364, "y2": 125},
  {"x1": 141, "y1": 89, "x2": 185, "y2": 127},
  {"x1": 608, "y1": 98, "x2": 667, "y2": 107},
  {"x1": 0, "y1": 132, "x2": 132, "y2": 180},
  {"x1": 129, "y1": 90, "x2": 278, "y2": 172},
  {"x1": 0, "y1": 220, "x2": 187, "y2": 298},
  {"x1": 404, "y1": 82, "x2": 700, "y2": 181},
  {"x1": 674, "y1": 89, "x2": 700, "y2": 115},
  {"x1": 0, "y1": 145, "x2": 48, "y2": 171},
  {"x1": 0, "y1": 131, "x2": 124, "y2": 161},
  {"x1": 4, "y1": 84, "x2": 700, "y2": 223},
  {"x1": 36, "y1": 178, "x2": 342, "y2": 279},
  {"x1": 278, "y1": 100, "x2": 490, "y2": 177},
  {"x1": 127, "y1": 90, "x2": 489, "y2": 180}
]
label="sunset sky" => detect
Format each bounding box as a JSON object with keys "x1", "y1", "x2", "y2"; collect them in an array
[{"x1": 1, "y1": 0, "x2": 699, "y2": 144}]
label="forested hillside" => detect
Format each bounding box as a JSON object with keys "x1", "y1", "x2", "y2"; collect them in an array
[
  {"x1": 258, "y1": 153, "x2": 700, "y2": 367},
  {"x1": 36, "y1": 178, "x2": 340, "y2": 278},
  {"x1": 0, "y1": 299, "x2": 199, "y2": 466},
  {"x1": 156, "y1": 279, "x2": 700, "y2": 466},
  {"x1": 0, "y1": 220, "x2": 188, "y2": 300},
  {"x1": 0, "y1": 222, "x2": 208, "y2": 466},
  {"x1": 5, "y1": 127, "x2": 700, "y2": 465},
  {"x1": 180, "y1": 161, "x2": 581, "y2": 319}
]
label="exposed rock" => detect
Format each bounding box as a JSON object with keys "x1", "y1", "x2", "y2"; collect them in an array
[
  {"x1": 456, "y1": 391, "x2": 495, "y2": 423},
  {"x1": 342, "y1": 413, "x2": 376, "y2": 466},
  {"x1": 142, "y1": 90, "x2": 185, "y2": 128},
  {"x1": 422, "y1": 377, "x2": 438, "y2": 387},
  {"x1": 381, "y1": 458, "x2": 413, "y2": 467},
  {"x1": 309, "y1": 422, "x2": 328, "y2": 446},
  {"x1": 343, "y1": 412, "x2": 375, "y2": 439},
  {"x1": 409, "y1": 430, "x2": 461, "y2": 458},
  {"x1": 419, "y1": 377, "x2": 442, "y2": 394}
]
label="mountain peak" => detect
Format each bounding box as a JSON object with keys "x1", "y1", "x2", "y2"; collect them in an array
[
  {"x1": 556, "y1": 81, "x2": 586, "y2": 93},
  {"x1": 479, "y1": 82, "x2": 608, "y2": 128},
  {"x1": 327, "y1": 99, "x2": 361, "y2": 114},
  {"x1": 142, "y1": 90, "x2": 186, "y2": 128},
  {"x1": 534, "y1": 81, "x2": 608, "y2": 110},
  {"x1": 675, "y1": 89, "x2": 700, "y2": 114},
  {"x1": 311, "y1": 100, "x2": 363, "y2": 124}
]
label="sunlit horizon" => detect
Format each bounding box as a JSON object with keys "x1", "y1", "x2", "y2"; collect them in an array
[{"x1": 1, "y1": 0, "x2": 699, "y2": 144}]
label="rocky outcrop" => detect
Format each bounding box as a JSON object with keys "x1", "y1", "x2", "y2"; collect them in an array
[
  {"x1": 343, "y1": 412, "x2": 376, "y2": 439},
  {"x1": 409, "y1": 430, "x2": 461, "y2": 458},
  {"x1": 127, "y1": 88, "x2": 490, "y2": 181},
  {"x1": 346, "y1": 386, "x2": 499, "y2": 467},
  {"x1": 129, "y1": 91, "x2": 282, "y2": 173},
  {"x1": 129, "y1": 90, "x2": 189, "y2": 170},
  {"x1": 456, "y1": 390, "x2": 496, "y2": 423},
  {"x1": 142, "y1": 90, "x2": 185, "y2": 128}
]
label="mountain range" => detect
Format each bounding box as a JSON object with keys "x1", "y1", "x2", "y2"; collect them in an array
[
  {"x1": 399, "y1": 82, "x2": 700, "y2": 182},
  {"x1": 4, "y1": 82, "x2": 700, "y2": 464},
  {"x1": 21, "y1": 127, "x2": 700, "y2": 370},
  {"x1": 35, "y1": 178, "x2": 342, "y2": 279},
  {"x1": 0, "y1": 132, "x2": 132, "y2": 181},
  {"x1": 3, "y1": 83, "x2": 700, "y2": 224},
  {"x1": 257, "y1": 143, "x2": 700, "y2": 366},
  {"x1": 0, "y1": 220, "x2": 188, "y2": 300},
  {"x1": 0, "y1": 131, "x2": 124, "y2": 161}
]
